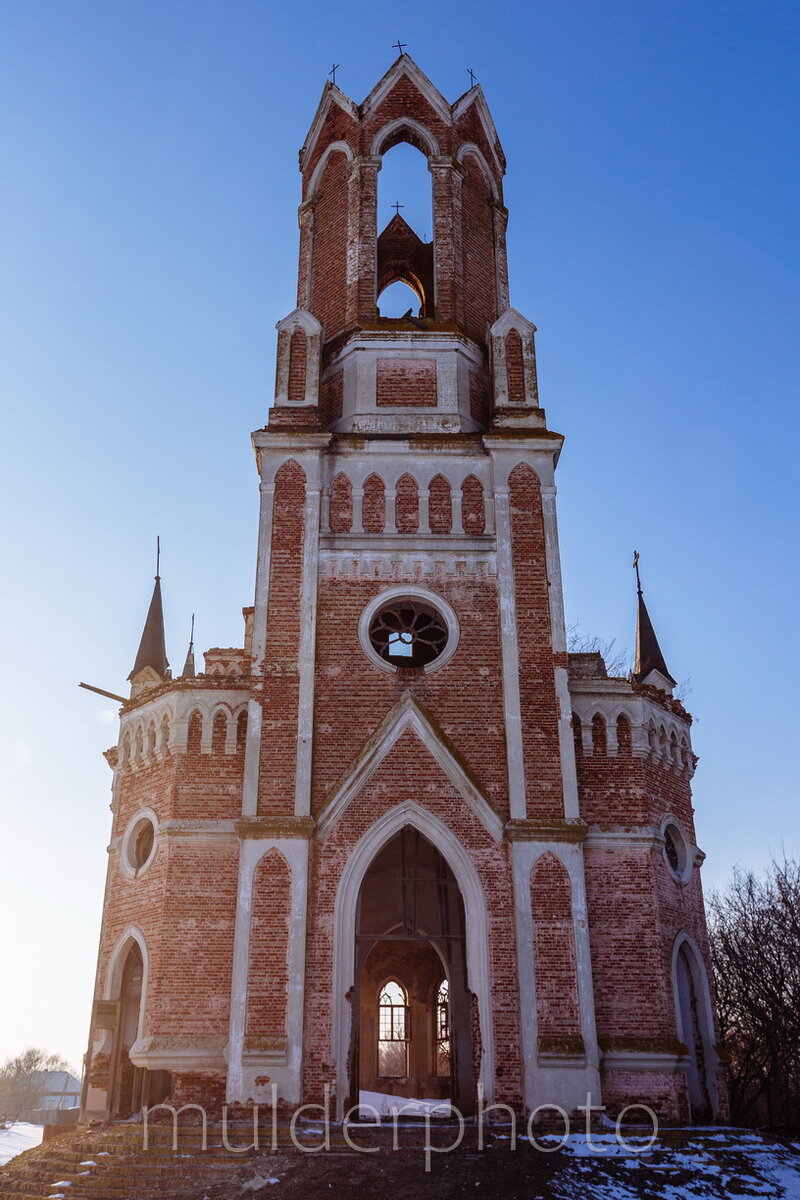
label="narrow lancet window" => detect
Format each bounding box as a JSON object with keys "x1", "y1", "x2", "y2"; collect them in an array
[{"x1": 378, "y1": 980, "x2": 409, "y2": 1078}]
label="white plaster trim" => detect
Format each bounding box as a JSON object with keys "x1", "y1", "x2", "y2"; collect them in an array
[
  {"x1": 130, "y1": 1036, "x2": 227, "y2": 1073},
  {"x1": 491, "y1": 483, "x2": 527, "y2": 820},
  {"x1": 316, "y1": 692, "x2": 503, "y2": 843},
  {"x1": 370, "y1": 116, "x2": 440, "y2": 158},
  {"x1": 158, "y1": 819, "x2": 238, "y2": 839},
  {"x1": 512, "y1": 843, "x2": 601, "y2": 1112},
  {"x1": 306, "y1": 139, "x2": 355, "y2": 198},
  {"x1": 356, "y1": 585, "x2": 460, "y2": 675},
  {"x1": 360, "y1": 57, "x2": 451, "y2": 126},
  {"x1": 275, "y1": 307, "x2": 322, "y2": 337},
  {"x1": 241, "y1": 699, "x2": 262, "y2": 817},
  {"x1": 601, "y1": 1049, "x2": 687, "y2": 1072},
  {"x1": 331, "y1": 800, "x2": 495, "y2": 1117},
  {"x1": 490, "y1": 307, "x2": 537, "y2": 337},
  {"x1": 295, "y1": 474, "x2": 323, "y2": 817},
  {"x1": 226, "y1": 840, "x2": 310, "y2": 1107},
  {"x1": 584, "y1": 825, "x2": 662, "y2": 851},
  {"x1": 104, "y1": 925, "x2": 149, "y2": 1044},
  {"x1": 660, "y1": 816, "x2": 693, "y2": 884},
  {"x1": 299, "y1": 85, "x2": 358, "y2": 174},
  {"x1": 451, "y1": 87, "x2": 506, "y2": 176},
  {"x1": 118, "y1": 808, "x2": 159, "y2": 879}
]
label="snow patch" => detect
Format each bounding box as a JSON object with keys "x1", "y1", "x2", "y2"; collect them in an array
[
  {"x1": 0, "y1": 1122, "x2": 43, "y2": 1166},
  {"x1": 358, "y1": 1089, "x2": 451, "y2": 1117}
]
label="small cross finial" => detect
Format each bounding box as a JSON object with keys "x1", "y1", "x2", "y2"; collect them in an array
[
  {"x1": 392, "y1": 40, "x2": 408, "y2": 55},
  {"x1": 328, "y1": 62, "x2": 339, "y2": 86},
  {"x1": 633, "y1": 550, "x2": 642, "y2": 596},
  {"x1": 156, "y1": 535, "x2": 161, "y2": 580},
  {"x1": 391, "y1": 201, "x2": 404, "y2": 216},
  {"x1": 189, "y1": 613, "x2": 195, "y2": 653},
  {"x1": 468, "y1": 67, "x2": 477, "y2": 87}
]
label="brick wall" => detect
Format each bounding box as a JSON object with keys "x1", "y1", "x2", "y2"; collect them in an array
[
  {"x1": 246, "y1": 849, "x2": 291, "y2": 1044},
  {"x1": 508, "y1": 464, "x2": 565, "y2": 817},
  {"x1": 376, "y1": 358, "x2": 437, "y2": 407}
]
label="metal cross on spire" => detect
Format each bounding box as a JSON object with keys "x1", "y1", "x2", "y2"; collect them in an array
[
  {"x1": 468, "y1": 67, "x2": 478, "y2": 87},
  {"x1": 392, "y1": 201, "x2": 405, "y2": 215},
  {"x1": 156, "y1": 534, "x2": 161, "y2": 580},
  {"x1": 393, "y1": 40, "x2": 408, "y2": 55},
  {"x1": 633, "y1": 550, "x2": 642, "y2": 596},
  {"x1": 328, "y1": 62, "x2": 340, "y2": 86}
]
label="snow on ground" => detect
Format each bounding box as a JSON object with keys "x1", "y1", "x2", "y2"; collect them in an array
[
  {"x1": 533, "y1": 1130, "x2": 800, "y2": 1199},
  {"x1": 358, "y1": 1090, "x2": 451, "y2": 1117},
  {"x1": 0, "y1": 1122, "x2": 43, "y2": 1166}
]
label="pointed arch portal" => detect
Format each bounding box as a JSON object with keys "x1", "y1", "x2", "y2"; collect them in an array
[
  {"x1": 352, "y1": 826, "x2": 473, "y2": 1114},
  {"x1": 673, "y1": 933, "x2": 717, "y2": 1120},
  {"x1": 333, "y1": 801, "x2": 494, "y2": 1118}
]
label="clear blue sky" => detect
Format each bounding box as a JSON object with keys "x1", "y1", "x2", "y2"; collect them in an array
[{"x1": 1, "y1": 0, "x2": 798, "y2": 1071}]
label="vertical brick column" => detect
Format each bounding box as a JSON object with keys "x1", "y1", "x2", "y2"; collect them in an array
[
  {"x1": 429, "y1": 156, "x2": 462, "y2": 324},
  {"x1": 491, "y1": 200, "x2": 510, "y2": 313},
  {"x1": 296, "y1": 199, "x2": 316, "y2": 310},
  {"x1": 507, "y1": 462, "x2": 565, "y2": 819},
  {"x1": 347, "y1": 156, "x2": 381, "y2": 327}
]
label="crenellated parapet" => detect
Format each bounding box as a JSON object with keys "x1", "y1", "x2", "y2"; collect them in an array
[
  {"x1": 568, "y1": 658, "x2": 696, "y2": 780},
  {"x1": 116, "y1": 678, "x2": 251, "y2": 774}
]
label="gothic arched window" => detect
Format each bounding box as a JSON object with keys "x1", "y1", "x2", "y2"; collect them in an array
[
  {"x1": 378, "y1": 980, "x2": 409, "y2": 1078},
  {"x1": 434, "y1": 978, "x2": 451, "y2": 1077}
]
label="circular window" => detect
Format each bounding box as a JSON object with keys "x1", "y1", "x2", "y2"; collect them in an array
[
  {"x1": 369, "y1": 600, "x2": 448, "y2": 668},
  {"x1": 662, "y1": 819, "x2": 691, "y2": 883},
  {"x1": 359, "y1": 588, "x2": 459, "y2": 675},
  {"x1": 121, "y1": 810, "x2": 158, "y2": 878}
]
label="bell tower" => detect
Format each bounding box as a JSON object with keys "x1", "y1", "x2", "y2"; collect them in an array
[
  {"x1": 235, "y1": 54, "x2": 600, "y2": 1117},
  {"x1": 271, "y1": 53, "x2": 539, "y2": 437},
  {"x1": 83, "y1": 55, "x2": 726, "y2": 1130}
]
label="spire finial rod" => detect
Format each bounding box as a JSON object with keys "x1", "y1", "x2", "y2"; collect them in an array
[
  {"x1": 189, "y1": 612, "x2": 195, "y2": 653},
  {"x1": 156, "y1": 535, "x2": 161, "y2": 580},
  {"x1": 633, "y1": 550, "x2": 642, "y2": 596}
]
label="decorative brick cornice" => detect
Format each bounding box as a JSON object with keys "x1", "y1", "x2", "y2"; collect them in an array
[
  {"x1": 599, "y1": 1037, "x2": 687, "y2": 1055},
  {"x1": 505, "y1": 818, "x2": 588, "y2": 844},
  {"x1": 631, "y1": 679, "x2": 693, "y2": 723},
  {"x1": 234, "y1": 816, "x2": 316, "y2": 840},
  {"x1": 538, "y1": 1035, "x2": 585, "y2": 1056}
]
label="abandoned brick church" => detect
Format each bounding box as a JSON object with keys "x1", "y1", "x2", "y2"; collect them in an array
[{"x1": 82, "y1": 56, "x2": 728, "y2": 1128}]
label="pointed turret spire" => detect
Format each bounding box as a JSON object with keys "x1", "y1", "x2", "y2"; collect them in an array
[
  {"x1": 181, "y1": 613, "x2": 196, "y2": 679},
  {"x1": 632, "y1": 552, "x2": 676, "y2": 689},
  {"x1": 128, "y1": 538, "x2": 169, "y2": 682}
]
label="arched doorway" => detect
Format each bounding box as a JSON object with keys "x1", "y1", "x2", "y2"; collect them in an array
[
  {"x1": 674, "y1": 939, "x2": 714, "y2": 1121},
  {"x1": 352, "y1": 827, "x2": 473, "y2": 1115},
  {"x1": 111, "y1": 942, "x2": 144, "y2": 1118}
]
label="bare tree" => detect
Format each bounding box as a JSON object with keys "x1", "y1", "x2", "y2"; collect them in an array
[
  {"x1": 566, "y1": 624, "x2": 632, "y2": 678},
  {"x1": 707, "y1": 858, "x2": 800, "y2": 1131},
  {"x1": 0, "y1": 1047, "x2": 73, "y2": 1125}
]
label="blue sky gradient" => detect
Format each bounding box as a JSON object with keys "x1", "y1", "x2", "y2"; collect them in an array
[{"x1": 1, "y1": 0, "x2": 798, "y2": 1069}]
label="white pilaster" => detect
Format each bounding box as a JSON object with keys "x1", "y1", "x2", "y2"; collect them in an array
[{"x1": 490, "y1": 467, "x2": 527, "y2": 821}]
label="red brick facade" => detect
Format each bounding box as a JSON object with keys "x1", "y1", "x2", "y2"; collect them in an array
[{"x1": 83, "y1": 57, "x2": 726, "y2": 1129}]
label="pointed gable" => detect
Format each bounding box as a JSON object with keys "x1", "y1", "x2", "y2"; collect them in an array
[{"x1": 316, "y1": 693, "x2": 503, "y2": 842}]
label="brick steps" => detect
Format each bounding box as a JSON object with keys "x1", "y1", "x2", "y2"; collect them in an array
[
  {"x1": 0, "y1": 1123, "x2": 257, "y2": 1200},
  {"x1": 4, "y1": 1119, "x2": 761, "y2": 1200}
]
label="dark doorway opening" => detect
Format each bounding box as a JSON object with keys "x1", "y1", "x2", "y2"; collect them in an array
[
  {"x1": 351, "y1": 827, "x2": 474, "y2": 1115},
  {"x1": 108, "y1": 942, "x2": 170, "y2": 1119},
  {"x1": 676, "y1": 945, "x2": 712, "y2": 1121}
]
